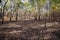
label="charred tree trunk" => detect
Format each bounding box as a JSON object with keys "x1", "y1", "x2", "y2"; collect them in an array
[
  {"x1": 10, "y1": 13, "x2": 12, "y2": 21},
  {"x1": 38, "y1": 15, "x2": 40, "y2": 21},
  {"x1": 35, "y1": 16, "x2": 37, "y2": 21},
  {"x1": 10, "y1": 17, "x2": 11, "y2": 21},
  {"x1": 34, "y1": 13, "x2": 37, "y2": 21},
  {"x1": 16, "y1": 12, "x2": 18, "y2": 21}
]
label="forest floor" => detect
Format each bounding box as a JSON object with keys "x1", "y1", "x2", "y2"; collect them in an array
[{"x1": 0, "y1": 19, "x2": 60, "y2": 40}]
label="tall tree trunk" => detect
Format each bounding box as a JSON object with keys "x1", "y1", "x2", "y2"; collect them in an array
[
  {"x1": 35, "y1": 13, "x2": 37, "y2": 21},
  {"x1": 38, "y1": 6, "x2": 40, "y2": 21},
  {"x1": 10, "y1": 11, "x2": 13, "y2": 21},
  {"x1": 10, "y1": 13, "x2": 12, "y2": 21},
  {"x1": 10, "y1": 17, "x2": 11, "y2": 21},
  {"x1": 2, "y1": 8, "x2": 4, "y2": 24},
  {"x1": 2, "y1": 0, "x2": 8, "y2": 24},
  {"x1": 16, "y1": 11, "x2": 18, "y2": 21}
]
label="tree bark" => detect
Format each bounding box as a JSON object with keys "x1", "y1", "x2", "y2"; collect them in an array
[
  {"x1": 10, "y1": 13, "x2": 12, "y2": 21},
  {"x1": 38, "y1": 7, "x2": 40, "y2": 21},
  {"x1": 16, "y1": 11, "x2": 18, "y2": 21},
  {"x1": 2, "y1": 0, "x2": 8, "y2": 24},
  {"x1": 34, "y1": 13, "x2": 37, "y2": 21}
]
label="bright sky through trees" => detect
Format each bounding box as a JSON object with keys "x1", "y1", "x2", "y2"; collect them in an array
[{"x1": 21, "y1": 0, "x2": 28, "y2": 3}]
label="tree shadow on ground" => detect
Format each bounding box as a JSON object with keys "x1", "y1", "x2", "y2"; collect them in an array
[{"x1": 52, "y1": 30, "x2": 60, "y2": 40}]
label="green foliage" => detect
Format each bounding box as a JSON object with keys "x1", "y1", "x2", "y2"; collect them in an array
[
  {"x1": 51, "y1": 0, "x2": 60, "y2": 9},
  {"x1": 16, "y1": 0, "x2": 23, "y2": 7}
]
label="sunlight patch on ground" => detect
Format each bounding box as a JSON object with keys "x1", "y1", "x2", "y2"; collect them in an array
[{"x1": 9, "y1": 30, "x2": 23, "y2": 34}]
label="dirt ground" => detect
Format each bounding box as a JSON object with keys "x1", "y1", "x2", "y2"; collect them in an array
[{"x1": 0, "y1": 20, "x2": 60, "y2": 40}]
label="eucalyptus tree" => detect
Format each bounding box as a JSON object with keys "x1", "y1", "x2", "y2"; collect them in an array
[
  {"x1": 50, "y1": 0, "x2": 60, "y2": 11},
  {"x1": 29, "y1": 0, "x2": 37, "y2": 20},
  {"x1": 5, "y1": 0, "x2": 13, "y2": 21},
  {"x1": 1, "y1": 0, "x2": 8, "y2": 24},
  {"x1": 29, "y1": 0, "x2": 47, "y2": 21},
  {"x1": 0, "y1": 0, "x2": 2, "y2": 19},
  {"x1": 50, "y1": 0, "x2": 60, "y2": 21},
  {"x1": 37, "y1": 0, "x2": 47, "y2": 21},
  {"x1": 14, "y1": 0, "x2": 23, "y2": 21}
]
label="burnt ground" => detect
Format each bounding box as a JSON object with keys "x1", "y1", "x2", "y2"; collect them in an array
[{"x1": 0, "y1": 20, "x2": 60, "y2": 40}]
